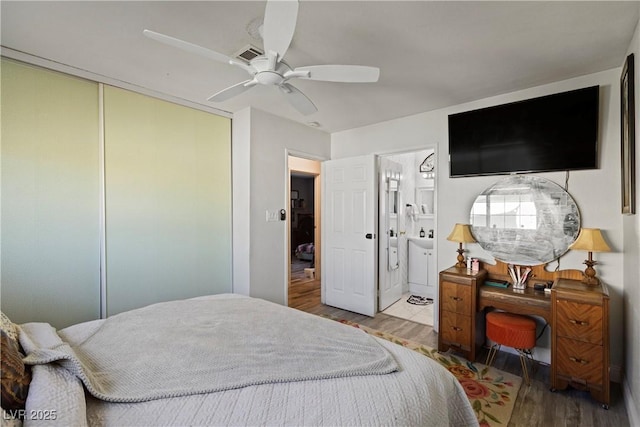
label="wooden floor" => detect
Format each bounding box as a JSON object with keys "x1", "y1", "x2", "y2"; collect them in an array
[{"x1": 288, "y1": 277, "x2": 630, "y2": 427}]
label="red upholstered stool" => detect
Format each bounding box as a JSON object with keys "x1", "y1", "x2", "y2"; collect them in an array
[{"x1": 485, "y1": 311, "x2": 537, "y2": 385}]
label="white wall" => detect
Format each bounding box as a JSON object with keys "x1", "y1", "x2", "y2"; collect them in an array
[
  {"x1": 623, "y1": 16, "x2": 640, "y2": 427},
  {"x1": 232, "y1": 108, "x2": 252, "y2": 296},
  {"x1": 233, "y1": 108, "x2": 331, "y2": 305},
  {"x1": 332, "y1": 69, "x2": 625, "y2": 370}
]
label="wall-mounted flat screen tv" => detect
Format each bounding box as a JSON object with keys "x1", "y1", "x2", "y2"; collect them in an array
[{"x1": 448, "y1": 85, "x2": 599, "y2": 177}]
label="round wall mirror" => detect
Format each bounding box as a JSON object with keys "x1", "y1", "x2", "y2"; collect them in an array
[{"x1": 469, "y1": 176, "x2": 580, "y2": 265}]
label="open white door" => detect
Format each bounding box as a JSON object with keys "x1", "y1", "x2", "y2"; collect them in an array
[
  {"x1": 378, "y1": 157, "x2": 403, "y2": 311},
  {"x1": 321, "y1": 155, "x2": 377, "y2": 317}
]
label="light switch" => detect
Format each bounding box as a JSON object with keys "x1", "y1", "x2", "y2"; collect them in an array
[{"x1": 265, "y1": 210, "x2": 279, "y2": 222}]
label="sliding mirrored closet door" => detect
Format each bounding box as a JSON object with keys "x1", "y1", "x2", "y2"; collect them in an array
[
  {"x1": 1, "y1": 59, "x2": 101, "y2": 327},
  {"x1": 2, "y1": 59, "x2": 233, "y2": 327},
  {"x1": 103, "y1": 86, "x2": 232, "y2": 316}
]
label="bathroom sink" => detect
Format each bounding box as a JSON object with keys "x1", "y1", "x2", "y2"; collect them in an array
[{"x1": 408, "y1": 236, "x2": 433, "y2": 249}]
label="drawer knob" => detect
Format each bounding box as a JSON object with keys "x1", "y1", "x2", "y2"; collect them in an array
[
  {"x1": 568, "y1": 319, "x2": 589, "y2": 326},
  {"x1": 451, "y1": 326, "x2": 462, "y2": 331},
  {"x1": 569, "y1": 356, "x2": 589, "y2": 365},
  {"x1": 450, "y1": 296, "x2": 462, "y2": 301}
]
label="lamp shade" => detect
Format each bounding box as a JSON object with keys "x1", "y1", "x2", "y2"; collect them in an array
[
  {"x1": 447, "y1": 223, "x2": 476, "y2": 243},
  {"x1": 569, "y1": 228, "x2": 611, "y2": 252}
]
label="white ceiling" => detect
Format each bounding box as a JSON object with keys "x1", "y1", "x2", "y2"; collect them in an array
[{"x1": 2, "y1": 1, "x2": 638, "y2": 133}]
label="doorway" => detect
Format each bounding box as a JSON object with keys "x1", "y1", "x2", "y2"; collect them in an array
[
  {"x1": 378, "y1": 148, "x2": 437, "y2": 327},
  {"x1": 287, "y1": 156, "x2": 321, "y2": 309}
]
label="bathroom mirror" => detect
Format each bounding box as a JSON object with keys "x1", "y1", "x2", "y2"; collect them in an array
[
  {"x1": 389, "y1": 178, "x2": 399, "y2": 216},
  {"x1": 387, "y1": 177, "x2": 400, "y2": 270},
  {"x1": 469, "y1": 175, "x2": 580, "y2": 265}
]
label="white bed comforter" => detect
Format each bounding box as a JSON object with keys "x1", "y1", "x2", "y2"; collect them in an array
[
  {"x1": 21, "y1": 295, "x2": 397, "y2": 402},
  {"x1": 22, "y1": 295, "x2": 478, "y2": 426}
]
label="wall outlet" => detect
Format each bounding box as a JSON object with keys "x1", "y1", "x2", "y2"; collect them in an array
[{"x1": 265, "y1": 210, "x2": 279, "y2": 222}]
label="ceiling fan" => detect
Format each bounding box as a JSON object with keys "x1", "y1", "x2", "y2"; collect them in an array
[{"x1": 143, "y1": 0, "x2": 380, "y2": 115}]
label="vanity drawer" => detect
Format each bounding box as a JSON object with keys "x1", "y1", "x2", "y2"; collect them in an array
[
  {"x1": 440, "y1": 312, "x2": 472, "y2": 347},
  {"x1": 556, "y1": 300, "x2": 603, "y2": 344},
  {"x1": 441, "y1": 281, "x2": 472, "y2": 314},
  {"x1": 556, "y1": 337, "x2": 603, "y2": 384}
]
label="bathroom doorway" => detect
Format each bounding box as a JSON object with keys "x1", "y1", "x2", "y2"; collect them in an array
[{"x1": 378, "y1": 148, "x2": 437, "y2": 326}]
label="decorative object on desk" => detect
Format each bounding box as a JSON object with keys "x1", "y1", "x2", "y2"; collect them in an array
[
  {"x1": 447, "y1": 223, "x2": 476, "y2": 268},
  {"x1": 621, "y1": 53, "x2": 635, "y2": 215},
  {"x1": 569, "y1": 228, "x2": 611, "y2": 285},
  {"x1": 485, "y1": 280, "x2": 509, "y2": 288},
  {"x1": 469, "y1": 176, "x2": 580, "y2": 265},
  {"x1": 507, "y1": 264, "x2": 531, "y2": 289},
  {"x1": 323, "y1": 316, "x2": 522, "y2": 427}
]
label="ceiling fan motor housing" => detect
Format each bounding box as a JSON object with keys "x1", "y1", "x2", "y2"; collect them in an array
[{"x1": 251, "y1": 57, "x2": 292, "y2": 85}]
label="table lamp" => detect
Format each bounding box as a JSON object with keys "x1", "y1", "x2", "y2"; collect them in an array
[
  {"x1": 569, "y1": 228, "x2": 611, "y2": 285},
  {"x1": 446, "y1": 223, "x2": 476, "y2": 268}
]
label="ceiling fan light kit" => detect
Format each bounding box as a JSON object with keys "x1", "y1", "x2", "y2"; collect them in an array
[{"x1": 143, "y1": 0, "x2": 379, "y2": 116}]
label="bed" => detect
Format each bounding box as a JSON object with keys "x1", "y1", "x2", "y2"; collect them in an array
[{"x1": 2, "y1": 294, "x2": 478, "y2": 426}]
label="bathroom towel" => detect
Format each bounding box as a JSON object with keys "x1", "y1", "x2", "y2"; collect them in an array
[
  {"x1": 388, "y1": 247, "x2": 398, "y2": 270},
  {"x1": 406, "y1": 203, "x2": 419, "y2": 218}
]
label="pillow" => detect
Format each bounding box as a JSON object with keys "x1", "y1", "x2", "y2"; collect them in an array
[
  {"x1": 0, "y1": 312, "x2": 18, "y2": 342},
  {"x1": 1, "y1": 312, "x2": 31, "y2": 416}
]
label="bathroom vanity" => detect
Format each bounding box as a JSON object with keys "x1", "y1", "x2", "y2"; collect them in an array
[{"x1": 408, "y1": 237, "x2": 435, "y2": 299}]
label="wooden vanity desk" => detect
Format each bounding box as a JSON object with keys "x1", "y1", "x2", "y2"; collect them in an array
[
  {"x1": 439, "y1": 260, "x2": 610, "y2": 408},
  {"x1": 478, "y1": 285, "x2": 552, "y2": 323}
]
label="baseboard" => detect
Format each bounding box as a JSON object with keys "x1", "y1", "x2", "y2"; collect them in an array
[{"x1": 623, "y1": 375, "x2": 639, "y2": 427}]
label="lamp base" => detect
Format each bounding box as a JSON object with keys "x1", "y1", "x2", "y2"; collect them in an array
[
  {"x1": 455, "y1": 247, "x2": 466, "y2": 268},
  {"x1": 582, "y1": 258, "x2": 600, "y2": 286},
  {"x1": 581, "y1": 276, "x2": 600, "y2": 286}
]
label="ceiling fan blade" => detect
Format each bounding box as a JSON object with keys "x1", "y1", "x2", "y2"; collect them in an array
[
  {"x1": 290, "y1": 65, "x2": 380, "y2": 83},
  {"x1": 263, "y1": 0, "x2": 298, "y2": 61},
  {"x1": 279, "y1": 83, "x2": 317, "y2": 116},
  {"x1": 143, "y1": 29, "x2": 254, "y2": 74},
  {"x1": 144, "y1": 29, "x2": 232, "y2": 63},
  {"x1": 208, "y1": 80, "x2": 256, "y2": 102}
]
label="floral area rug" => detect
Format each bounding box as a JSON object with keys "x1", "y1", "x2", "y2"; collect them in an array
[{"x1": 331, "y1": 318, "x2": 522, "y2": 426}]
